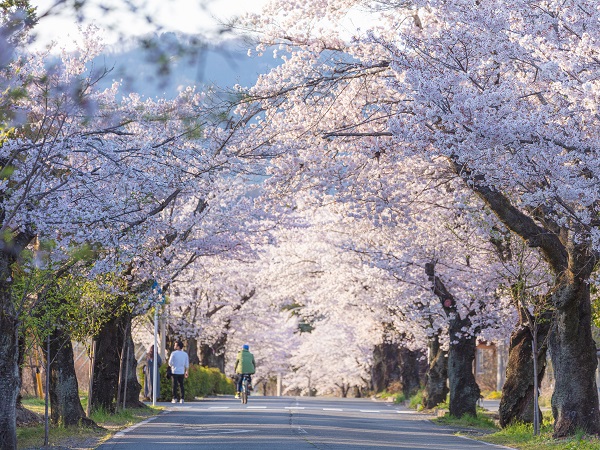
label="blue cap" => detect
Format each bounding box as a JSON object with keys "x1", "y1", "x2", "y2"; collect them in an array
[{"x1": 243, "y1": 344, "x2": 249, "y2": 350}]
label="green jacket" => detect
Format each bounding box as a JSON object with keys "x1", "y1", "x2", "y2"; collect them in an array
[{"x1": 235, "y1": 349, "x2": 256, "y2": 374}]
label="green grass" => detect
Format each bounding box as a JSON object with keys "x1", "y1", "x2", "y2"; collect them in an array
[
  {"x1": 20, "y1": 397, "x2": 46, "y2": 415},
  {"x1": 480, "y1": 423, "x2": 600, "y2": 449},
  {"x1": 434, "y1": 412, "x2": 498, "y2": 430},
  {"x1": 17, "y1": 396, "x2": 162, "y2": 450},
  {"x1": 431, "y1": 408, "x2": 600, "y2": 450},
  {"x1": 393, "y1": 393, "x2": 406, "y2": 404},
  {"x1": 408, "y1": 390, "x2": 425, "y2": 410}
]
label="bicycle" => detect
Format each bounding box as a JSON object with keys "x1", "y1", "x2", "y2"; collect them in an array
[{"x1": 240, "y1": 374, "x2": 251, "y2": 404}]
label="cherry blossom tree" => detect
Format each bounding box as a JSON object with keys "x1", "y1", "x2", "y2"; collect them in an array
[
  {"x1": 229, "y1": 0, "x2": 600, "y2": 436},
  {"x1": 0, "y1": 23, "x2": 260, "y2": 448}
]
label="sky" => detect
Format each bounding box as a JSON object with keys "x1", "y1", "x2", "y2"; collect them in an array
[{"x1": 30, "y1": 0, "x2": 269, "y2": 50}]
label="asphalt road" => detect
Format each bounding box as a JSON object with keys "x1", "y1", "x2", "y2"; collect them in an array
[{"x1": 98, "y1": 396, "x2": 512, "y2": 450}]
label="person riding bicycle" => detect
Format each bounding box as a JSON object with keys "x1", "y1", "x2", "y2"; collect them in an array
[{"x1": 234, "y1": 344, "x2": 256, "y2": 399}]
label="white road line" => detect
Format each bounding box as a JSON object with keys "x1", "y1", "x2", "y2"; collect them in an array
[
  {"x1": 360, "y1": 410, "x2": 381, "y2": 413},
  {"x1": 455, "y1": 434, "x2": 516, "y2": 449},
  {"x1": 323, "y1": 408, "x2": 343, "y2": 411},
  {"x1": 209, "y1": 407, "x2": 230, "y2": 409},
  {"x1": 247, "y1": 406, "x2": 267, "y2": 409},
  {"x1": 114, "y1": 415, "x2": 159, "y2": 438},
  {"x1": 396, "y1": 410, "x2": 414, "y2": 414},
  {"x1": 285, "y1": 407, "x2": 305, "y2": 410}
]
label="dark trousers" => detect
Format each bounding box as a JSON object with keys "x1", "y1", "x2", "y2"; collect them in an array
[
  {"x1": 172, "y1": 374, "x2": 185, "y2": 400},
  {"x1": 237, "y1": 374, "x2": 252, "y2": 392}
]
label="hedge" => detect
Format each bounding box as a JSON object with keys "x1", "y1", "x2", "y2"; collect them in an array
[{"x1": 141, "y1": 364, "x2": 235, "y2": 401}]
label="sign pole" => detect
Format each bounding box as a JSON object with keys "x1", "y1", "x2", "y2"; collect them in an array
[{"x1": 152, "y1": 304, "x2": 158, "y2": 406}]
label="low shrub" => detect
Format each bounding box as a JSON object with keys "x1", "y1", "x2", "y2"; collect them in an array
[
  {"x1": 483, "y1": 390, "x2": 502, "y2": 400},
  {"x1": 409, "y1": 390, "x2": 424, "y2": 410},
  {"x1": 156, "y1": 364, "x2": 235, "y2": 401}
]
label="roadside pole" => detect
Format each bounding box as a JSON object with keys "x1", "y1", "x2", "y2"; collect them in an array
[
  {"x1": 277, "y1": 373, "x2": 282, "y2": 397},
  {"x1": 152, "y1": 281, "x2": 165, "y2": 406},
  {"x1": 153, "y1": 304, "x2": 159, "y2": 406}
]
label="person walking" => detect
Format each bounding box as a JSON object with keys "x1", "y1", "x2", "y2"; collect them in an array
[
  {"x1": 168, "y1": 341, "x2": 189, "y2": 404},
  {"x1": 143, "y1": 345, "x2": 162, "y2": 401},
  {"x1": 234, "y1": 344, "x2": 256, "y2": 399}
]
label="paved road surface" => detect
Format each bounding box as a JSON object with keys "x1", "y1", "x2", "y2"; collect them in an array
[{"x1": 99, "y1": 396, "x2": 511, "y2": 449}]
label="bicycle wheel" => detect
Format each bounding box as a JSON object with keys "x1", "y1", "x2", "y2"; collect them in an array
[{"x1": 241, "y1": 379, "x2": 248, "y2": 404}]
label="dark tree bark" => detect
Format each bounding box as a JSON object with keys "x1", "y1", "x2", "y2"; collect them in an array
[
  {"x1": 548, "y1": 255, "x2": 599, "y2": 437},
  {"x1": 339, "y1": 383, "x2": 350, "y2": 398},
  {"x1": 398, "y1": 347, "x2": 422, "y2": 399},
  {"x1": 370, "y1": 343, "x2": 400, "y2": 393},
  {"x1": 92, "y1": 315, "x2": 121, "y2": 412},
  {"x1": 423, "y1": 333, "x2": 449, "y2": 409},
  {"x1": 426, "y1": 262, "x2": 480, "y2": 418},
  {"x1": 499, "y1": 308, "x2": 549, "y2": 427},
  {"x1": 186, "y1": 337, "x2": 200, "y2": 365},
  {"x1": 45, "y1": 327, "x2": 95, "y2": 427},
  {"x1": 91, "y1": 313, "x2": 142, "y2": 412},
  {"x1": 447, "y1": 318, "x2": 480, "y2": 418},
  {"x1": 122, "y1": 327, "x2": 143, "y2": 408},
  {"x1": 199, "y1": 333, "x2": 227, "y2": 373},
  {"x1": 0, "y1": 230, "x2": 34, "y2": 450},
  {"x1": 0, "y1": 302, "x2": 19, "y2": 450},
  {"x1": 458, "y1": 170, "x2": 600, "y2": 436}
]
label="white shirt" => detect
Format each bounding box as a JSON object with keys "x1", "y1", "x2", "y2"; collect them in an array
[{"x1": 168, "y1": 349, "x2": 189, "y2": 375}]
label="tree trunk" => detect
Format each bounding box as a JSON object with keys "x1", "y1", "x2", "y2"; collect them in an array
[
  {"x1": 399, "y1": 347, "x2": 422, "y2": 399},
  {"x1": 499, "y1": 310, "x2": 549, "y2": 428},
  {"x1": 423, "y1": 333, "x2": 449, "y2": 409},
  {"x1": 199, "y1": 333, "x2": 227, "y2": 373},
  {"x1": 91, "y1": 316, "x2": 119, "y2": 412},
  {"x1": 123, "y1": 327, "x2": 143, "y2": 408},
  {"x1": 370, "y1": 343, "x2": 400, "y2": 393},
  {"x1": 45, "y1": 327, "x2": 95, "y2": 426},
  {"x1": 447, "y1": 318, "x2": 480, "y2": 418},
  {"x1": 91, "y1": 313, "x2": 142, "y2": 412},
  {"x1": 459, "y1": 165, "x2": 600, "y2": 436},
  {"x1": 549, "y1": 263, "x2": 600, "y2": 437},
  {"x1": 425, "y1": 262, "x2": 480, "y2": 418},
  {"x1": 0, "y1": 243, "x2": 24, "y2": 450},
  {"x1": 0, "y1": 302, "x2": 19, "y2": 450},
  {"x1": 187, "y1": 337, "x2": 200, "y2": 365}
]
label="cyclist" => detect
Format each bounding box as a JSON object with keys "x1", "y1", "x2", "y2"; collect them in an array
[{"x1": 234, "y1": 344, "x2": 256, "y2": 399}]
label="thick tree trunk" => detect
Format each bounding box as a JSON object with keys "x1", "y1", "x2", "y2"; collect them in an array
[
  {"x1": 199, "y1": 333, "x2": 227, "y2": 373},
  {"x1": 447, "y1": 318, "x2": 480, "y2": 418},
  {"x1": 0, "y1": 306, "x2": 19, "y2": 450},
  {"x1": 549, "y1": 269, "x2": 600, "y2": 437},
  {"x1": 45, "y1": 328, "x2": 95, "y2": 426},
  {"x1": 425, "y1": 262, "x2": 480, "y2": 418},
  {"x1": 123, "y1": 328, "x2": 143, "y2": 408},
  {"x1": 187, "y1": 337, "x2": 200, "y2": 365},
  {"x1": 92, "y1": 315, "x2": 121, "y2": 412},
  {"x1": 370, "y1": 343, "x2": 400, "y2": 393},
  {"x1": 499, "y1": 310, "x2": 549, "y2": 428},
  {"x1": 460, "y1": 165, "x2": 600, "y2": 436},
  {"x1": 399, "y1": 347, "x2": 422, "y2": 399},
  {"x1": 91, "y1": 313, "x2": 142, "y2": 412},
  {"x1": 423, "y1": 334, "x2": 449, "y2": 409}
]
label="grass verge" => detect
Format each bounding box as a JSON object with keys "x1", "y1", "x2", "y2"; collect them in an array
[
  {"x1": 434, "y1": 412, "x2": 497, "y2": 431},
  {"x1": 479, "y1": 423, "x2": 600, "y2": 450},
  {"x1": 432, "y1": 409, "x2": 600, "y2": 449},
  {"x1": 18, "y1": 397, "x2": 162, "y2": 450}
]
